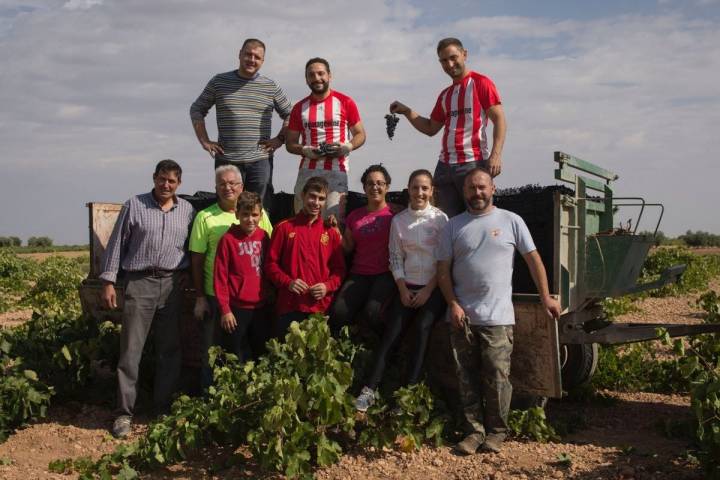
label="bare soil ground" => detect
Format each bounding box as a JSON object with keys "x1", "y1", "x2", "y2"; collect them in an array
[
  {"x1": 15, "y1": 251, "x2": 89, "y2": 262},
  {"x1": 1, "y1": 286, "x2": 711, "y2": 480},
  {"x1": 615, "y1": 278, "x2": 720, "y2": 326}
]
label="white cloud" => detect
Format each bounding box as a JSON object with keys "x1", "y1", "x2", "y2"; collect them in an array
[
  {"x1": 63, "y1": 0, "x2": 103, "y2": 10},
  {"x1": 56, "y1": 103, "x2": 91, "y2": 118},
  {"x1": 0, "y1": 1, "x2": 718, "y2": 242}
]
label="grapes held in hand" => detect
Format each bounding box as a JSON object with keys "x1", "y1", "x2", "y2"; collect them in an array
[{"x1": 385, "y1": 114, "x2": 400, "y2": 140}]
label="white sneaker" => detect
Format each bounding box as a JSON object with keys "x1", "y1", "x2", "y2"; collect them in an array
[{"x1": 354, "y1": 386, "x2": 375, "y2": 412}]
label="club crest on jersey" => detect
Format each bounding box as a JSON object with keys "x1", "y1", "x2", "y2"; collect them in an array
[
  {"x1": 320, "y1": 232, "x2": 329, "y2": 245},
  {"x1": 289, "y1": 232, "x2": 296, "y2": 239},
  {"x1": 491, "y1": 228, "x2": 502, "y2": 237}
]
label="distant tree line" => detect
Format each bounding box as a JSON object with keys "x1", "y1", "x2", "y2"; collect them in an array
[
  {"x1": 0, "y1": 236, "x2": 22, "y2": 247},
  {"x1": 678, "y1": 230, "x2": 720, "y2": 247},
  {"x1": 0, "y1": 236, "x2": 53, "y2": 247},
  {"x1": 638, "y1": 230, "x2": 720, "y2": 247}
]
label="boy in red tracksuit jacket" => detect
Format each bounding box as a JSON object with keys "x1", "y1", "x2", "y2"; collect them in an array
[
  {"x1": 265, "y1": 176, "x2": 345, "y2": 336},
  {"x1": 213, "y1": 191, "x2": 270, "y2": 361}
]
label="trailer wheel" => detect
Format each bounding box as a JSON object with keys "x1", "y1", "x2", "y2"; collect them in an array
[{"x1": 560, "y1": 343, "x2": 599, "y2": 390}]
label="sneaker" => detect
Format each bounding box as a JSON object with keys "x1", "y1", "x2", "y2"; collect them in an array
[
  {"x1": 453, "y1": 432, "x2": 485, "y2": 455},
  {"x1": 354, "y1": 386, "x2": 375, "y2": 412},
  {"x1": 112, "y1": 415, "x2": 132, "y2": 438},
  {"x1": 481, "y1": 433, "x2": 505, "y2": 453}
]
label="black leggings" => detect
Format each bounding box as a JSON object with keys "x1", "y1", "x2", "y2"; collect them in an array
[
  {"x1": 366, "y1": 286, "x2": 446, "y2": 389},
  {"x1": 328, "y1": 272, "x2": 397, "y2": 337}
]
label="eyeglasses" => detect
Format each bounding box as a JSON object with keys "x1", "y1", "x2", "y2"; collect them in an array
[
  {"x1": 365, "y1": 181, "x2": 387, "y2": 188},
  {"x1": 217, "y1": 181, "x2": 242, "y2": 189}
]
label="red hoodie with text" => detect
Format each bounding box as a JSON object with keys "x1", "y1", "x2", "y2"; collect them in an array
[{"x1": 213, "y1": 225, "x2": 269, "y2": 315}]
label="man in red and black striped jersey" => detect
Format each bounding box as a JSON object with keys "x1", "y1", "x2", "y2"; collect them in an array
[
  {"x1": 389, "y1": 38, "x2": 507, "y2": 218},
  {"x1": 286, "y1": 57, "x2": 366, "y2": 220}
]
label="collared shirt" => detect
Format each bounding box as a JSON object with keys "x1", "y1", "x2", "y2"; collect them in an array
[
  {"x1": 389, "y1": 204, "x2": 448, "y2": 286},
  {"x1": 99, "y1": 191, "x2": 195, "y2": 283}
]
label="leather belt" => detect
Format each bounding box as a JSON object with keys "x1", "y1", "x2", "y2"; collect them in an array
[{"x1": 132, "y1": 267, "x2": 176, "y2": 278}]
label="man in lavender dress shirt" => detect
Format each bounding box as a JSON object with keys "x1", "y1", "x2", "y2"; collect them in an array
[{"x1": 99, "y1": 159, "x2": 195, "y2": 438}]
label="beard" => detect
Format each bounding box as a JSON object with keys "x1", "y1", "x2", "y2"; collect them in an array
[
  {"x1": 467, "y1": 195, "x2": 490, "y2": 211},
  {"x1": 310, "y1": 81, "x2": 329, "y2": 94}
]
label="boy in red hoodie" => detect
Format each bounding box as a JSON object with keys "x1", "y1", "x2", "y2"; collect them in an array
[
  {"x1": 265, "y1": 176, "x2": 345, "y2": 336},
  {"x1": 213, "y1": 191, "x2": 270, "y2": 361}
]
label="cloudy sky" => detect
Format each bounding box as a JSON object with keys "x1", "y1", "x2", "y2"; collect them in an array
[{"x1": 1, "y1": 0, "x2": 718, "y2": 244}]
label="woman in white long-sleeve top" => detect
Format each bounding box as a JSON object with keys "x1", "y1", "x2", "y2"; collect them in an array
[{"x1": 354, "y1": 169, "x2": 449, "y2": 411}]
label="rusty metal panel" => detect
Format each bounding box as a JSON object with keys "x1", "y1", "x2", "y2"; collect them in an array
[
  {"x1": 87, "y1": 202, "x2": 123, "y2": 279},
  {"x1": 79, "y1": 278, "x2": 201, "y2": 368},
  {"x1": 511, "y1": 299, "x2": 562, "y2": 398}
]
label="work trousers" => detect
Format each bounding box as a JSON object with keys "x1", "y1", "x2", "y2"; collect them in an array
[
  {"x1": 366, "y1": 286, "x2": 446, "y2": 389},
  {"x1": 116, "y1": 272, "x2": 183, "y2": 417},
  {"x1": 449, "y1": 323, "x2": 514, "y2": 439},
  {"x1": 328, "y1": 272, "x2": 397, "y2": 337}
]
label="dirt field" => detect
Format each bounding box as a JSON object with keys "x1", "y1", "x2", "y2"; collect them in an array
[
  {"x1": 1, "y1": 284, "x2": 715, "y2": 479},
  {"x1": 15, "y1": 250, "x2": 89, "y2": 262}
]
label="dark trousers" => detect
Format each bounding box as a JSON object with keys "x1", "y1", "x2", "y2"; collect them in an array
[
  {"x1": 117, "y1": 272, "x2": 183, "y2": 416},
  {"x1": 274, "y1": 311, "x2": 313, "y2": 338},
  {"x1": 215, "y1": 156, "x2": 272, "y2": 202},
  {"x1": 366, "y1": 287, "x2": 446, "y2": 389},
  {"x1": 433, "y1": 160, "x2": 488, "y2": 218},
  {"x1": 201, "y1": 296, "x2": 269, "y2": 389},
  {"x1": 328, "y1": 272, "x2": 397, "y2": 336}
]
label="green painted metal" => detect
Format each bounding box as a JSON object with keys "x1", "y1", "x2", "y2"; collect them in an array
[
  {"x1": 584, "y1": 234, "x2": 654, "y2": 297},
  {"x1": 554, "y1": 151, "x2": 618, "y2": 182},
  {"x1": 553, "y1": 151, "x2": 663, "y2": 306}
]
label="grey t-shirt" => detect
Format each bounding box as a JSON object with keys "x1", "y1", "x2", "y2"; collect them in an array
[{"x1": 437, "y1": 207, "x2": 536, "y2": 326}]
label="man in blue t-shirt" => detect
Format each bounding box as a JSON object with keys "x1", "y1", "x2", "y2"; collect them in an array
[{"x1": 437, "y1": 167, "x2": 561, "y2": 455}]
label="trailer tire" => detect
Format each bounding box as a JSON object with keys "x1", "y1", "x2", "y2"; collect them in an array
[{"x1": 560, "y1": 343, "x2": 599, "y2": 390}]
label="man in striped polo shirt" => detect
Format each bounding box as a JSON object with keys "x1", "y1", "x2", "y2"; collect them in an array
[
  {"x1": 190, "y1": 38, "x2": 292, "y2": 204},
  {"x1": 389, "y1": 37, "x2": 507, "y2": 218},
  {"x1": 286, "y1": 57, "x2": 366, "y2": 220}
]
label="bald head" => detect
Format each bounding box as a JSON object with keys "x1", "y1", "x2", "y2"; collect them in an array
[{"x1": 463, "y1": 167, "x2": 493, "y2": 187}]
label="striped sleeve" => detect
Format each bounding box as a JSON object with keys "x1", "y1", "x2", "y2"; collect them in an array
[
  {"x1": 189, "y1": 77, "x2": 217, "y2": 121},
  {"x1": 274, "y1": 84, "x2": 292, "y2": 120}
]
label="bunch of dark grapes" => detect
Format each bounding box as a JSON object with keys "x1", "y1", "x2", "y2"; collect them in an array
[{"x1": 385, "y1": 114, "x2": 400, "y2": 140}]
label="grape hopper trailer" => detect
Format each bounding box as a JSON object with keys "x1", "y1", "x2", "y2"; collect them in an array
[{"x1": 78, "y1": 152, "x2": 720, "y2": 401}]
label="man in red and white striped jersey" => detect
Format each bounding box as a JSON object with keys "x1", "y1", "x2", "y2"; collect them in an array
[
  {"x1": 389, "y1": 38, "x2": 507, "y2": 218},
  {"x1": 286, "y1": 57, "x2": 366, "y2": 220}
]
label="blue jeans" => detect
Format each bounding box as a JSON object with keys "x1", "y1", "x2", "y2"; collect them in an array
[{"x1": 215, "y1": 157, "x2": 272, "y2": 202}]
